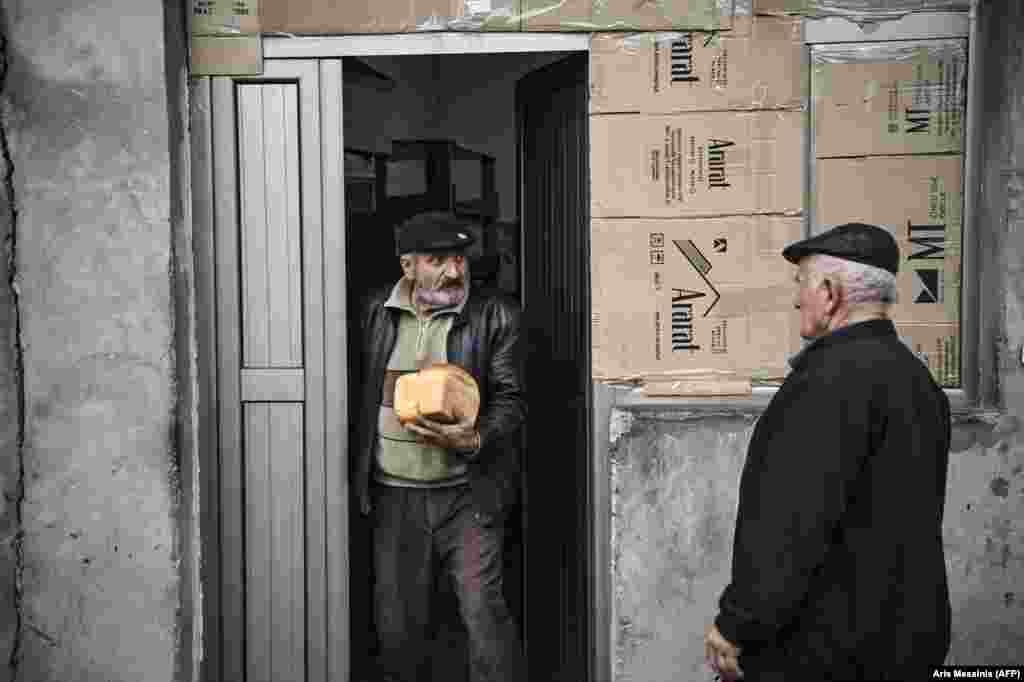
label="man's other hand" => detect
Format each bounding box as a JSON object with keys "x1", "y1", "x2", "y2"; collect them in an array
[
  {"x1": 704, "y1": 623, "x2": 743, "y2": 681},
  {"x1": 404, "y1": 413, "x2": 480, "y2": 454}
]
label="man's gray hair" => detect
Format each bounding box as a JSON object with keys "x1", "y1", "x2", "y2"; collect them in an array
[{"x1": 807, "y1": 253, "x2": 898, "y2": 306}]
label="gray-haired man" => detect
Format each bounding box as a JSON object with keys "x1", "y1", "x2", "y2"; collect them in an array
[{"x1": 705, "y1": 223, "x2": 952, "y2": 681}]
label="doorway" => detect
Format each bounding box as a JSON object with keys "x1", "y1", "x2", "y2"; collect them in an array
[
  {"x1": 343, "y1": 49, "x2": 591, "y2": 682},
  {"x1": 196, "y1": 40, "x2": 592, "y2": 682}
]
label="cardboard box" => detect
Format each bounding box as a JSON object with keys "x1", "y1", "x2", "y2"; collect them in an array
[
  {"x1": 639, "y1": 376, "x2": 753, "y2": 396},
  {"x1": 522, "y1": 0, "x2": 732, "y2": 31},
  {"x1": 897, "y1": 323, "x2": 960, "y2": 387},
  {"x1": 812, "y1": 40, "x2": 966, "y2": 158},
  {"x1": 814, "y1": 155, "x2": 962, "y2": 327},
  {"x1": 190, "y1": 35, "x2": 263, "y2": 76},
  {"x1": 590, "y1": 110, "x2": 804, "y2": 218},
  {"x1": 190, "y1": 0, "x2": 262, "y2": 75},
  {"x1": 751, "y1": 0, "x2": 805, "y2": 13},
  {"x1": 261, "y1": 0, "x2": 521, "y2": 34},
  {"x1": 261, "y1": 0, "x2": 727, "y2": 33},
  {"x1": 589, "y1": 15, "x2": 803, "y2": 115},
  {"x1": 591, "y1": 216, "x2": 803, "y2": 381}
]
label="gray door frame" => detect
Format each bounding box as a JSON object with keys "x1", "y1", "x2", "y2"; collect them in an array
[
  {"x1": 192, "y1": 58, "x2": 348, "y2": 682},
  {"x1": 191, "y1": 33, "x2": 608, "y2": 682}
]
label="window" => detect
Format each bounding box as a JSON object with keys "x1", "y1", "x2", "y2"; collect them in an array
[{"x1": 804, "y1": 10, "x2": 976, "y2": 401}]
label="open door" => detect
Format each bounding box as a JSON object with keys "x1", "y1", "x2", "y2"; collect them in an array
[
  {"x1": 517, "y1": 53, "x2": 592, "y2": 682},
  {"x1": 203, "y1": 59, "x2": 349, "y2": 682}
]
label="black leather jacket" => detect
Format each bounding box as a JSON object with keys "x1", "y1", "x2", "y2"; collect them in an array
[{"x1": 352, "y1": 285, "x2": 526, "y2": 517}]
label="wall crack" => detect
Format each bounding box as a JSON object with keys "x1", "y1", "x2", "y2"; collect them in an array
[{"x1": 0, "y1": 26, "x2": 26, "y2": 682}]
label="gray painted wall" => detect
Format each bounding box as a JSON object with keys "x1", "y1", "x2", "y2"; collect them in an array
[
  {"x1": 0, "y1": 1, "x2": 180, "y2": 680},
  {"x1": 608, "y1": 3, "x2": 1024, "y2": 679}
]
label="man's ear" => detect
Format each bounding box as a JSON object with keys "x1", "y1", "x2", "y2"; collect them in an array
[
  {"x1": 400, "y1": 254, "x2": 416, "y2": 280},
  {"x1": 821, "y1": 276, "x2": 842, "y2": 314}
]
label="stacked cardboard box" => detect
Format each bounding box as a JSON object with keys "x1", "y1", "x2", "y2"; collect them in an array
[
  {"x1": 260, "y1": 0, "x2": 733, "y2": 34},
  {"x1": 811, "y1": 40, "x2": 966, "y2": 387},
  {"x1": 589, "y1": 12, "x2": 804, "y2": 114},
  {"x1": 589, "y1": 11, "x2": 806, "y2": 384},
  {"x1": 811, "y1": 41, "x2": 965, "y2": 158},
  {"x1": 194, "y1": 0, "x2": 740, "y2": 75}
]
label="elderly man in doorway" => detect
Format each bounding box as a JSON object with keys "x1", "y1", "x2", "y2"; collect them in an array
[
  {"x1": 351, "y1": 211, "x2": 526, "y2": 682},
  {"x1": 704, "y1": 222, "x2": 952, "y2": 681}
]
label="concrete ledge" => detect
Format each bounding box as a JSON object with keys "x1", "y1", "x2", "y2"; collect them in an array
[{"x1": 612, "y1": 386, "x2": 997, "y2": 423}]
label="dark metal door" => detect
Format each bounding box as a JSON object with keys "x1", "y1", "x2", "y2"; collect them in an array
[{"x1": 516, "y1": 53, "x2": 592, "y2": 682}]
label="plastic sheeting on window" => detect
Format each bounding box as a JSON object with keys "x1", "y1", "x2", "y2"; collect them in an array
[{"x1": 757, "y1": 0, "x2": 970, "y2": 21}]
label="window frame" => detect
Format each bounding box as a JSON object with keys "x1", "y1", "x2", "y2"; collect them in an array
[{"x1": 803, "y1": 9, "x2": 979, "y2": 408}]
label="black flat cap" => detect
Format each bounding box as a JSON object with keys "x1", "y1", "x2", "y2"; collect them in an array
[
  {"x1": 394, "y1": 211, "x2": 477, "y2": 255},
  {"x1": 782, "y1": 222, "x2": 900, "y2": 275}
]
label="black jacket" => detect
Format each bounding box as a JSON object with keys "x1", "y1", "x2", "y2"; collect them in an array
[
  {"x1": 716, "y1": 319, "x2": 952, "y2": 680},
  {"x1": 352, "y1": 285, "x2": 526, "y2": 517}
]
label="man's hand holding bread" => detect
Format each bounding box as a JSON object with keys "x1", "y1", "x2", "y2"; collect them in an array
[{"x1": 395, "y1": 363, "x2": 482, "y2": 456}]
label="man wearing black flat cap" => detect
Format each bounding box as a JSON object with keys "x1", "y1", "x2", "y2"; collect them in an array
[
  {"x1": 351, "y1": 210, "x2": 526, "y2": 681},
  {"x1": 704, "y1": 223, "x2": 952, "y2": 681}
]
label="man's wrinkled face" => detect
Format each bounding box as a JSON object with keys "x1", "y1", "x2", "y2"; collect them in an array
[
  {"x1": 402, "y1": 251, "x2": 468, "y2": 308},
  {"x1": 793, "y1": 259, "x2": 832, "y2": 340}
]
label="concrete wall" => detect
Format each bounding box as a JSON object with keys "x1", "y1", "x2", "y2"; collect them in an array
[
  {"x1": 609, "y1": 408, "x2": 1023, "y2": 680},
  {"x1": 0, "y1": 7, "x2": 22, "y2": 674},
  {"x1": 610, "y1": 411, "x2": 754, "y2": 681},
  {"x1": 0, "y1": 1, "x2": 181, "y2": 680},
  {"x1": 607, "y1": 2, "x2": 1024, "y2": 679}
]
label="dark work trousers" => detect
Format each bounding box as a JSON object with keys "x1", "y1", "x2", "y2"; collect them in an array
[{"x1": 371, "y1": 483, "x2": 525, "y2": 682}]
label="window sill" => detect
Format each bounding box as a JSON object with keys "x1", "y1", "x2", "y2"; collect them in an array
[{"x1": 609, "y1": 385, "x2": 998, "y2": 422}]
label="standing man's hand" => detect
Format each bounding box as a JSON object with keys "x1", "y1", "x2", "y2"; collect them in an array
[
  {"x1": 704, "y1": 623, "x2": 743, "y2": 680},
  {"x1": 404, "y1": 413, "x2": 481, "y2": 455}
]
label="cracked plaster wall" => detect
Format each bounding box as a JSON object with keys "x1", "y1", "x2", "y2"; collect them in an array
[
  {"x1": 0, "y1": 1, "x2": 179, "y2": 681},
  {"x1": 0, "y1": 17, "x2": 21, "y2": 679},
  {"x1": 609, "y1": 4, "x2": 1024, "y2": 679}
]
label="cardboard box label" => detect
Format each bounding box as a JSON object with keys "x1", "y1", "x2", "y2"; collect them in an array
[
  {"x1": 905, "y1": 172, "x2": 962, "y2": 322},
  {"x1": 814, "y1": 155, "x2": 962, "y2": 327},
  {"x1": 812, "y1": 40, "x2": 966, "y2": 157},
  {"x1": 192, "y1": 0, "x2": 260, "y2": 35},
  {"x1": 592, "y1": 216, "x2": 802, "y2": 380},
  {"x1": 589, "y1": 16, "x2": 803, "y2": 113},
  {"x1": 591, "y1": 111, "x2": 803, "y2": 218},
  {"x1": 898, "y1": 323, "x2": 960, "y2": 387}
]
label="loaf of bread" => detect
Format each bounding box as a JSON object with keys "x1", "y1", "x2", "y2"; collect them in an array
[{"x1": 394, "y1": 363, "x2": 480, "y2": 426}]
